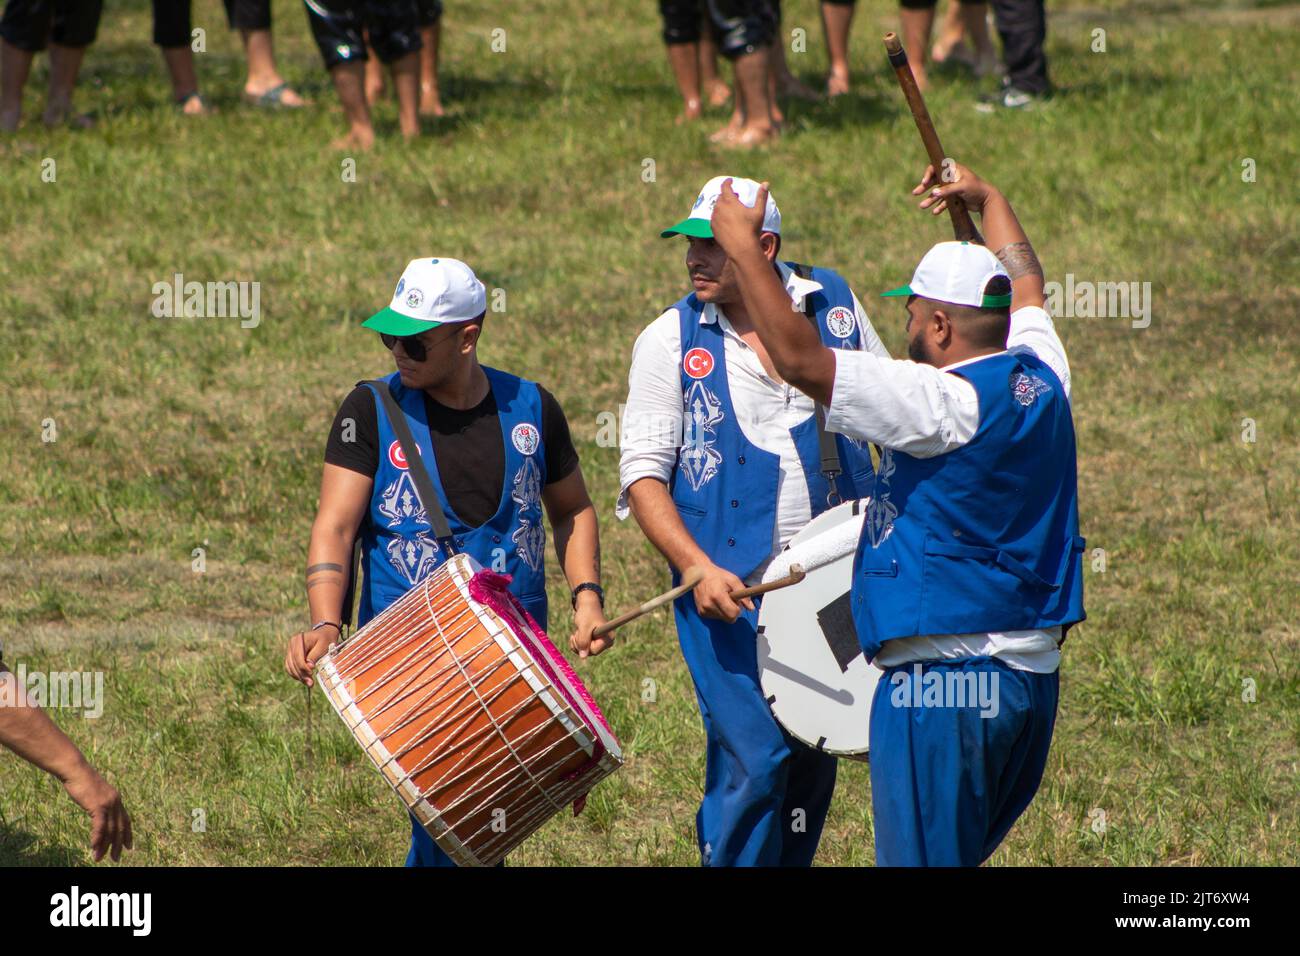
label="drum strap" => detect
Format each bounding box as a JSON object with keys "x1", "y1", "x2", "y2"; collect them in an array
[
  {"x1": 364, "y1": 379, "x2": 459, "y2": 556},
  {"x1": 792, "y1": 263, "x2": 843, "y2": 505}
]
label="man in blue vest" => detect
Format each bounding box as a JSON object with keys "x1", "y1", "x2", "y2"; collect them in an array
[
  {"x1": 284, "y1": 256, "x2": 610, "y2": 866},
  {"x1": 708, "y1": 163, "x2": 1084, "y2": 866},
  {"x1": 619, "y1": 176, "x2": 891, "y2": 865}
]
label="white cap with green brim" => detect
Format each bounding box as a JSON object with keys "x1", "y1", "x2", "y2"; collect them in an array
[
  {"x1": 661, "y1": 176, "x2": 782, "y2": 239},
  {"x1": 363, "y1": 257, "x2": 488, "y2": 336},
  {"x1": 882, "y1": 241, "x2": 1013, "y2": 309}
]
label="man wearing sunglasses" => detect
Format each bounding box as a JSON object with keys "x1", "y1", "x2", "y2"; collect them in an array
[{"x1": 284, "y1": 256, "x2": 610, "y2": 867}]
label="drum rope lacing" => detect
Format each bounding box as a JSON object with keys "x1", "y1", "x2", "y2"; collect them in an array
[{"x1": 320, "y1": 557, "x2": 611, "y2": 862}]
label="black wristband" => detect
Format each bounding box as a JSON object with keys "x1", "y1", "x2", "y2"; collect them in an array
[{"x1": 571, "y1": 582, "x2": 604, "y2": 610}]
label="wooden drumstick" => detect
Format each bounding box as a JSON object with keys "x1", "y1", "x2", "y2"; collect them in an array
[
  {"x1": 730, "y1": 565, "x2": 805, "y2": 601},
  {"x1": 591, "y1": 566, "x2": 706, "y2": 638},
  {"x1": 882, "y1": 31, "x2": 983, "y2": 244}
]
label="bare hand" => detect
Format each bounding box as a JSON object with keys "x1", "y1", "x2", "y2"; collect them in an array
[
  {"x1": 693, "y1": 563, "x2": 754, "y2": 623},
  {"x1": 63, "y1": 765, "x2": 133, "y2": 863},
  {"x1": 709, "y1": 177, "x2": 769, "y2": 258},
  {"x1": 284, "y1": 628, "x2": 336, "y2": 687},
  {"x1": 569, "y1": 597, "x2": 613, "y2": 660},
  {"x1": 913, "y1": 161, "x2": 996, "y2": 217}
]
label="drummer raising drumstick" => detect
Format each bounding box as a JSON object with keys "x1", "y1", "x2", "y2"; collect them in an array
[
  {"x1": 284, "y1": 256, "x2": 610, "y2": 867},
  {"x1": 708, "y1": 166, "x2": 1084, "y2": 866},
  {"x1": 619, "y1": 177, "x2": 891, "y2": 867}
]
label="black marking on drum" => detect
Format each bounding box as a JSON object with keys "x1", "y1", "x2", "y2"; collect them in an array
[
  {"x1": 816, "y1": 736, "x2": 827, "y2": 751},
  {"x1": 765, "y1": 694, "x2": 776, "y2": 705},
  {"x1": 757, "y1": 624, "x2": 766, "y2": 634},
  {"x1": 818, "y1": 592, "x2": 862, "y2": 674},
  {"x1": 852, "y1": 499, "x2": 861, "y2": 515}
]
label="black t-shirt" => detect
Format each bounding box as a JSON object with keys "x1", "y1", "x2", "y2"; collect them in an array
[{"x1": 324, "y1": 380, "x2": 580, "y2": 528}]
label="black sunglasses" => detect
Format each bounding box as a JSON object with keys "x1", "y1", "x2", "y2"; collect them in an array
[{"x1": 379, "y1": 326, "x2": 459, "y2": 362}]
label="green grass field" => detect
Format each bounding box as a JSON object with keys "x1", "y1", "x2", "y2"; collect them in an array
[{"x1": 0, "y1": 0, "x2": 1296, "y2": 866}]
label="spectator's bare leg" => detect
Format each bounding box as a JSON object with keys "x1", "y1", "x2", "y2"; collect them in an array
[
  {"x1": 699, "y1": 30, "x2": 730, "y2": 106},
  {"x1": 419, "y1": 21, "x2": 444, "y2": 116},
  {"x1": 899, "y1": 7, "x2": 935, "y2": 90},
  {"x1": 0, "y1": 39, "x2": 34, "y2": 131},
  {"x1": 771, "y1": 25, "x2": 817, "y2": 102},
  {"x1": 728, "y1": 46, "x2": 777, "y2": 148},
  {"x1": 389, "y1": 52, "x2": 420, "y2": 140},
  {"x1": 240, "y1": 28, "x2": 305, "y2": 105},
  {"x1": 43, "y1": 43, "x2": 91, "y2": 126},
  {"x1": 330, "y1": 61, "x2": 375, "y2": 150},
  {"x1": 932, "y1": 0, "x2": 968, "y2": 63},
  {"x1": 667, "y1": 42, "x2": 704, "y2": 124},
  {"x1": 161, "y1": 46, "x2": 208, "y2": 113},
  {"x1": 960, "y1": 4, "x2": 1000, "y2": 75},
  {"x1": 821, "y1": 1, "x2": 854, "y2": 96},
  {"x1": 364, "y1": 37, "x2": 386, "y2": 103}
]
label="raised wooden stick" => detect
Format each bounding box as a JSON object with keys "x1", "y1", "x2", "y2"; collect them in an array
[
  {"x1": 592, "y1": 566, "x2": 705, "y2": 638},
  {"x1": 883, "y1": 32, "x2": 983, "y2": 244}
]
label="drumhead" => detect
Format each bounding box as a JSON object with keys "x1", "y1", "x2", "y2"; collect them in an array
[{"x1": 757, "y1": 498, "x2": 879, "y2": 757}]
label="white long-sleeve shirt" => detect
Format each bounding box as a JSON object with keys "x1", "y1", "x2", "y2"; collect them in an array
[
  {"x1": 618, "y1": 261, "x2": 890, "y2": 584},
  {"x1": 826, "y1": 304, "x2": 1074, "y2": 673}
]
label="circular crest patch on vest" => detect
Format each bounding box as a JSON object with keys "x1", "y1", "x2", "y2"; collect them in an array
[
  {"x1": 684, "y1": 347, "x2": 715, "y2": 379},
  {"x1": 825, "y1": 306, "x2": 857, "y2": 339},
  {"x1": 511, "y1": 422, "x2": 540, "y2": 456},
  {"x1": 387, "y1": 440, "x2": 409, "y2": 470}
]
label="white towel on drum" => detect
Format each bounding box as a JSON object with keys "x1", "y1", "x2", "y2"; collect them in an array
[{"x1": 761, "y1": 517, "x2": 862, "y2": 584}]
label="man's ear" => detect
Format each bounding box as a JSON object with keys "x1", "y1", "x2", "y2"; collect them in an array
[
  {"x1": 931, "y1": 308, "x2": 954, "y2": 347},
  {"x1": 760, "y1": 232, "x2": 781, "y2": 262},
  {"x1": 461, "y1": 323, "x2": 482, "y2": 352}
]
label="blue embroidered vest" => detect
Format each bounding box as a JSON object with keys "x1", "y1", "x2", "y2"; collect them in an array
[
  {"x1": 851, "y1": 350, "x2": 1086, "y2": 660},
  {"x1": 359, "y1": 368, "x2": 550, "y2": 628},
  {"x1": 668, "y1": 263, "x2": 876, "y2": 580}
]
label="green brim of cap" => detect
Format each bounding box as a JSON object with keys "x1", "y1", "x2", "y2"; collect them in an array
[
  {"x1": 361, "y1": 307, "x2": 444, "y2": 336},
  {"x1": 660, "y1": 217, "x2": 714, "y2": 239},
  {"x1": 881, "y1": 284, "x2": 913, "y2": 297}
]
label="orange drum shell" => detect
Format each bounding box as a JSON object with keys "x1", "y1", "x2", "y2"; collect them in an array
[{"x1": 318, "y1": 555, "x2": 620, "y2": 866}]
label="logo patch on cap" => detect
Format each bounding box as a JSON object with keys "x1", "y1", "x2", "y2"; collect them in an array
[
  {"x1": 511, "y1": 423, "x2": 540, "y2": 456},
  {"x1": 388, "y1": 440, "x2": 410, "y2": 470},
  {"x1": 405, "y1": 288, "x2": 424, "y2": 310},
  {"x1": 395, "y1": 278, "x2": 406, "y2": 298},
  {"x1": 684, "y1": 347, "x2": 715, "y2": 379},
  {"x1": 825, "y1": 306, "x2": 856, "y2": 339}
]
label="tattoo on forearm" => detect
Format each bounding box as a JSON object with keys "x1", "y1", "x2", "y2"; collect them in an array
[
  {"x1": 994, "y1": 241, "x2": 1044, "y2": 281},
  {"x1": 306, "y1": 579, "x2": 338, "y2": 592},
  {"x1": 306, "y1": 563, "x2": 344, "y2": 576}
]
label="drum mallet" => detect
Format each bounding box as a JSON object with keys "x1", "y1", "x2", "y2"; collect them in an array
[
  {"x1": 592, "y1": 566, "x2": 706, "y2": 638},
  {"x1": 730, "y1": 566, "x2": 806, "y2": 601},
  {"x1": 591, "y1": 565, "x2": 807, "y2": 638}
]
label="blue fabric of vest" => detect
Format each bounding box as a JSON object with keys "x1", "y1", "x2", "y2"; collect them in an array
[
  {"x1": 358, "y1": 367, "x2": 550, "y2": 629},
  {"x1": 850, "y1": 350, "x2": 1086, "y2": 660},
  {"x1": 668, "y1": 263, "x2": 876, "y2": 580}
]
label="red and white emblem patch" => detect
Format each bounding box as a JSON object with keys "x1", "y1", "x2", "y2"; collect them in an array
[
  {"x1": 388, "y1": 440, "x2": 409, "y2": 470},
  {"x1": 684, "y1": 347, "x2": 715, "y2": 379}
]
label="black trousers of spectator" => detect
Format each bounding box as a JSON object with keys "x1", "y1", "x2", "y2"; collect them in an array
[
  {"x1": 990, "y1": 0, "x2": 1048, "y2": 94},
  {"x1": 416, "y1": 0, "x2": 443, "y2": 25},
  {"x1": 303, "y1": 1, "x2": 422, "y2": 69},
  {"x1": 0, "y1": 0, "x2": 102, "y2": 51},
  {"x1": 153, "y1": 1, "x2": 273, "y2": 49},
  {"x1": 659, "y1": 1, "x2": 778, "y2": 58}
]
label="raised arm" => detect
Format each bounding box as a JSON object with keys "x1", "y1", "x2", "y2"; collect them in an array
[{"x1": 709, "y1": 179, "x2": 837, "y2": 405}]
